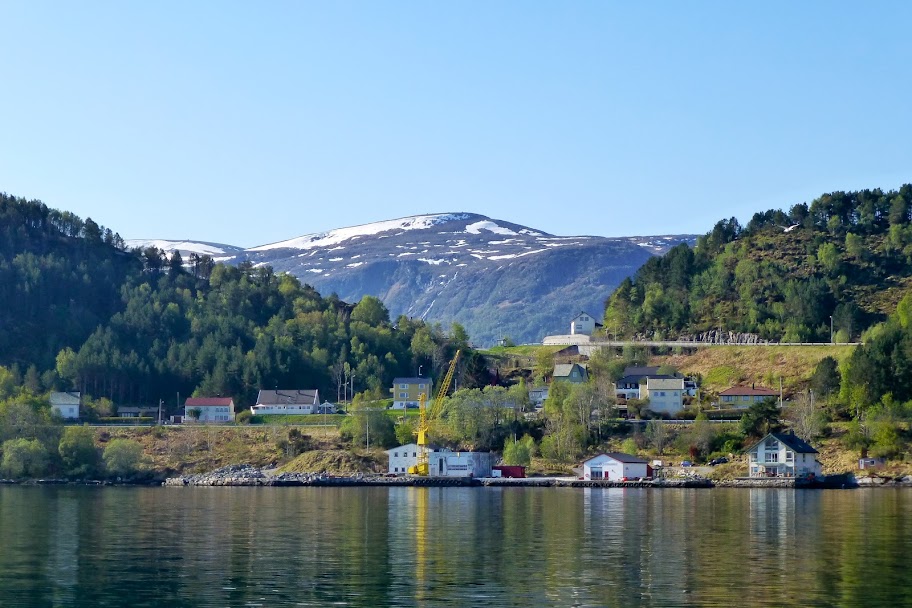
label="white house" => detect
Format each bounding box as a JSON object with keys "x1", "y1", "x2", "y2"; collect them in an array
[
  {"x1": 643, "y1": 377, "x2": 685, "y2": 414},
  {"x1": 583, "y1": 453, "x2": 649, "y2": 481},
  {"x1": 387, "y1": 443, "x2": 420, "y2": 474},
  {"x1": 570, "y1": 311, "x2": 601, "y2": 336},
  {"x1": 745, "y1": 432, "x2": 822, "y2": 478},
  {"x1": 252, "y1": 389, "x2": 320, "y2": 415},
  {"x1": 529, "y1": 386, "x2": 549, "y2": 408},
  {"x1": 50, "y1": 392, "x2": 80, "y2": 420},
  {"x1": 183, "y1": 397, "x2": 235, "y2": 423}
]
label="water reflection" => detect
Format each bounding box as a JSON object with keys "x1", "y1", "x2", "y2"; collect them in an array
[{"x1": 2, "y1": 486, "x2": 912, "y2": 607}]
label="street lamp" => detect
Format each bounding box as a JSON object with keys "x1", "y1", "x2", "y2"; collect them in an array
[
  {"x1": 830, "y1": 315, "x2": 834, "y2": 344},
  {"x1": 418, "y1": 365, "x2": 423, "y2": 378}
]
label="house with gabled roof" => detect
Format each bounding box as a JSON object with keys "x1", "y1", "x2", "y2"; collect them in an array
[
  {"x1": 553, "y1": 363, "x2": 588, "y2": 384},
  {"x1": 745, "y1": 432, "x2": 822, "y2": 478},
  {"x1": 50, "y1": 392, "x2": 81, "y2": 420},
  {"x1": 583, "y1": 453, "x2": 649, "y2": 481},
  {"x1": 184, "y1": 397, "x2": 235, "y2": 423},
  {"x1": 570, "y1": 311, "x2": 602, "y2": 336},
  {"x1": 719, "y1": 385, "x2": 779, "y2": 408},
  {"x1": 252, "y1": 389, "x2": 320, "y2": 415}
]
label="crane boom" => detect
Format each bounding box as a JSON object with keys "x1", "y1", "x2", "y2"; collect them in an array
[{"x1": 410, "y1": 350, "x2": 461, "y2": 475}]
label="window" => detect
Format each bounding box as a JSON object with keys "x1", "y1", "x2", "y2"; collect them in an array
[
  {"x1": 394, "y1": 452, "x2": 398, "y2": 457},
  {"x1": 419, "y1": 383, "x2": 426, "y2": 389},
  {"x1": 591, "y1": 469, "x2": 603, "y2": 480},
  {"x1": 786, "y1": 451, "x2": 794, "y2": 462},
  {"x1": 399, "y1": 383, "x2": 408, "y2": 389},
  {"x1": 765, "y1": 452, "x2": 779, "y2": 463},
  {"x1": 399, "y1": 392, "x2": 408, "y2": 399},
  {"x1": 413, "y1": 452, "x2": 417, "y2": 457}
]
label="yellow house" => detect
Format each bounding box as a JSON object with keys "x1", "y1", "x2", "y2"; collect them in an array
[{"x1": 391, "y1": 377, "x2": 433, "y2": 410}]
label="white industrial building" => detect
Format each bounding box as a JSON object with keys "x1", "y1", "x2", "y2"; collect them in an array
[
  {"x1": 386, "y1": 444, "x2": 494, "y2": 477},
  {"x1": 583, "y1": 453, "x2": 649, "y2": 481}
]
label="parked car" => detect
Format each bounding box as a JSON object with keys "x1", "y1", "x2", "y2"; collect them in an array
[
  {"x1": 680, "y1": 461, "x2": 693, "y2": 467},
  {"x1": 710, "y1": 457, "x2": 729, "y2": 466}
]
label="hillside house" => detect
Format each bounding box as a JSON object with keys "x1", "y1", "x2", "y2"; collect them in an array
[
  {"x1": 252, "y1": 389, "x2": 320, "y2": 415},
  {"x1": 583, "y1": 453, "x2": 649, "y2": 481},
  {"x1": 570, "y1": 311, "x2": 602, "y2": 336},
  {"x1": 720, "y1": 385, "x2": 779, "y2": 408},
  {"x1": 529, "y1": 386, "x2": 549, "y2": 408},
  {"x1": 183, "y1": 397, "x2": 235, "y2": 423},
  {"x1": 553, "y1": 363, "x2": 588, "y2": 384},
  {"x1": 746, "y1": 432, "x2": 822, "y2": 478},
  {"x1": 391, "y1": 377, "x2": 433, "y2": 410},
  {"x1": 643, "y1": 377, "x2": 685, "y2": 414},
  {"x1": 50, "y1": 392, "x2": 80, "y2": 420}
]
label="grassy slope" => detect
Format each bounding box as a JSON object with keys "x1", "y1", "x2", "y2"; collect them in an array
[{"x1": 652, "y1": 345, "x2": 857, "y2": 392}]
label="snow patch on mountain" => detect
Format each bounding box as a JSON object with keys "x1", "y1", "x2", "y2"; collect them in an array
[
  {"x1": 125, "y1": 239, "x2": 242, "y2": 256},
  {"x1": 465, "y1": 220, "x2": 517, "y2": 236},
  {"x1": 248, "y1": 213, "x2": 472, "y2": 251}
]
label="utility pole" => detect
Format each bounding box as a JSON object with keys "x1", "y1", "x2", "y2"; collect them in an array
[
  {"x1": 157, "y1": 399, "x2": 163, "y2": 425},
  {"x1": 830, "y1": 315, "x2": 834, "y2": 344}
]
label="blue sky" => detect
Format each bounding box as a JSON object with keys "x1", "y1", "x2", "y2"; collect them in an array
[{"x1": 1, "y1": 2, "x2": 910, "y2": 247}]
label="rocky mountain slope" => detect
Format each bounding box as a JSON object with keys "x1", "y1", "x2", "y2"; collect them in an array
[{"x1": 129, "y1": 214, "x2": 696, "y2": 346}]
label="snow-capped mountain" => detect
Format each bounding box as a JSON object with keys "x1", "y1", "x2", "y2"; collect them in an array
[
  {"x1": 132, "y1": 214, "x2": 696, "y2": 346},
  {"x1": 124, "y1": 239, "x2": 243, "y2": 260}
]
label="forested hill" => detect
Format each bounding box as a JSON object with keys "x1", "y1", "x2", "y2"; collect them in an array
[
  {"x1": 0, "y1": 193, "x2": 481, "y2": 411},
  {"x1": 0, "y1": 193, "x2": 136, "y2": 371},
  {"x1": 604, "y1": 185, "x2": 912, "y2": 343}
]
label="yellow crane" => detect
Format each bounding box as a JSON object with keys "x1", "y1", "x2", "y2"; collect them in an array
[{"x1": 409, "y1": 350, "x2": 461, "y2": 475}]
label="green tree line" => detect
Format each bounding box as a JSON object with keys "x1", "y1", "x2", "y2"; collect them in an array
[{"x1": 605, "y1": 185, "x2": 912, "y2": 342}]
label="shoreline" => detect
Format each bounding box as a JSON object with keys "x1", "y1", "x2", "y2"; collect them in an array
[{"x1": 4, "y1": 467, "x2": 907, "y2": 489}]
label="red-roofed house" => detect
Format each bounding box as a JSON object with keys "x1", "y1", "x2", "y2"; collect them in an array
[
  {"x1": 719, "y1": 386, "x2": 779, "y2": 408},
  {"x1": 184, "y1": 397, "x2": 235, "y2": 423}
]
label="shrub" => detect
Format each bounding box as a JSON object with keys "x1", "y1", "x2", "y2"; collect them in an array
[
  {"x1": 103, "y1": 439, "x2": 144, "y2": 477},
  {"x1": 1, "y1": 438, "x2": 50, "y2": 478},
  {"x1": 236, "y1": 410, "x2": 252, "y2": 424},
  {"x1": 58, "y1": 426, "x2": 100, "y2": 478}
]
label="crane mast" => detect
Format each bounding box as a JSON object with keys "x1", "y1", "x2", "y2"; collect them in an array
[{"x1": 410, "y1": 350, "x2": 460, "y2": 475}]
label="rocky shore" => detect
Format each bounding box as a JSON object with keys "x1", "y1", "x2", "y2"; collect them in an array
[{"x1": 162, "y1": 465, "x2": 715, "y2": 488}]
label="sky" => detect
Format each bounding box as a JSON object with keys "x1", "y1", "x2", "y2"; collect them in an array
[{"x1": 1, "y1": 2, "x2": 911, "y2": 248}]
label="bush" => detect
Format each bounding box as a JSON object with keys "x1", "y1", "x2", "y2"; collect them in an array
[
  {"x1": 236, "y1": 410, "x2": 252, "y2": 424},
  {"x1": 58, "y1": 426, "x2": 100, "y2": 478},
  {"x1": 1, "y1": 438, "x2": 50, "y2": 478},
  {"x1": 103, "y1": 439, "x2": 144, "y2": 477}
]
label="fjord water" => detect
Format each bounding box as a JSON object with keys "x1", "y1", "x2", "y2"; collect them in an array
[{"x1": 1, "y1": 487, "x2": 910, "y2": 607}]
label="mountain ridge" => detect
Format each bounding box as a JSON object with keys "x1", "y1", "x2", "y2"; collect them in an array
[{"x1": 127, "y1": 213, "x2": 698, "y2": 345}]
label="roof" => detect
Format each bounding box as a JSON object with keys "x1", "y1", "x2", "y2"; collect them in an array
[
  {"x1": 621, "y1": 366, "x2": 661, "y2": 378},
  {"x1": 392, "y1": 377, "x2": 433, "y2": 385},
  {"x1": 50, "y1": 392, "x2": 80, "y2": 406},
  {"x1": 618, "y1": 374, "x2": 676, "y2": 385},
  {"x1": 584, "y1": 452, "x2": 650, "y2": 465},
  {"x1": 746, "y1": 432, "x2": 819, "y2": 454},
  {"x1": 646, "y1": 377, "x2": 684, "y2": 389},
  {"x1": 185, "y1": 397, "x2": 234, "y2": 407},
  {"x1": 720, "y1": 386, "x2": 778, "y2": 396},
  {"x1": 256, "y1": 389, "x2": 319, "y2": 405},
  {"x1": 571, "y1": 311, "x2": 596, "y2": 320},
  {"x1": 553, "y1": 363, "x2": 586, "y2": 378}
]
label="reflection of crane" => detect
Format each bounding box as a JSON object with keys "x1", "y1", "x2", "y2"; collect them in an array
[{"x1": 409, "y1": 350, "x2": 461, "y2": 475}]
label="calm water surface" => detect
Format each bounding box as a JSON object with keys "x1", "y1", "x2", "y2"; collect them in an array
[{"x1": 1, "y1": 486, "x2": 910, "y2": 607}]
